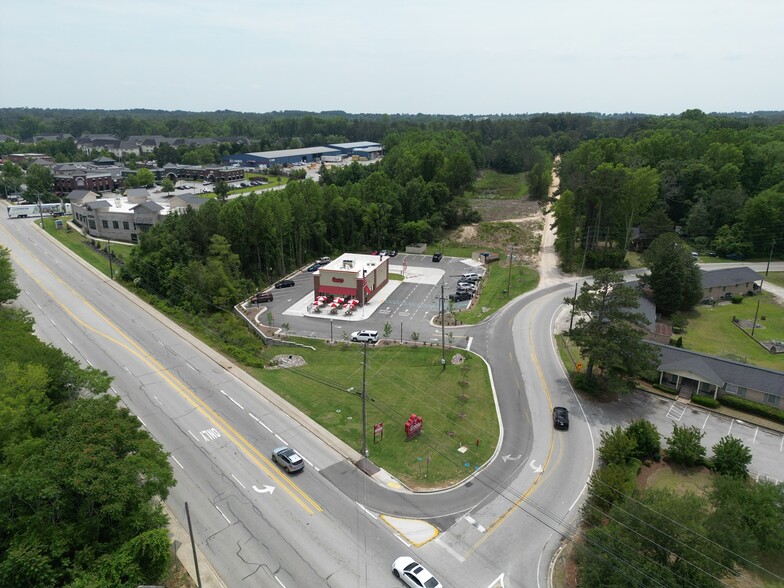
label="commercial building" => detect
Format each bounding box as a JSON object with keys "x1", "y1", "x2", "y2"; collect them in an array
[
  {"x1": 224, "y1": 146, "x2": 342, "y2": 168},
  {"x1": 67, "y1": 188, "x2": 207, "y2": 244},
  {"x1": 327, "y1": 141, "x2": 383, "y2": 160},
  {"x1": 312, "y1": 253, "x2": 390, "y2": 305}
]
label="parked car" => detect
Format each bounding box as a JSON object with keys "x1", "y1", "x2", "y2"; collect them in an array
[
  {"x1": 701, "y1": 297, "x2": 715, "y2": 305},
  {"x1": 271, "y1": 446, "x2": 304, "y2": 473},
  {"x1": 351, "y1": 330, "x2": 379, "y2": 343},
  {"x1": 461, "y1": 272, "x2": 481, "y2": 282},
  {"x1": 449, "y1": 291, "x2": 472, "y2": 302},
  {"x1": 250, "y1": 291, "x2": 273, "y2": 303},
  {"x1": 306, "y1": 263, "x2": 321, "y2": 272},
  {"x1": 392, "y1": 556, "x2": 442, "y2": 588},
  {"x1": 275, "y1": 279, "x2": 295, "y2": 289},
  {"x1": 318, "y1": 256, "x2": 331, "y2": 264},
  {"x1": 553, "y1": 406, "x2": 569, "y2": 430},
  {"x1": 388, "y1": 249, "x2": 398, "y2": 257},
  {"x1": 456, "y1": 282, "x2": 477, "y2": 292},
  {"x1": 432, "y1": 252, "x2": 443, "y2": 262}
]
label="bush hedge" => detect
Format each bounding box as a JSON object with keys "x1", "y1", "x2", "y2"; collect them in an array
[
  {"x1": 691, "y1": 395, "x2": 720, "y2": 409},
  {"x1": 653, "y1": 384, "x2": 679, "y2": 395},
  {"x1": 718, "y1": 395, "x2": 784, "y2": 425}
]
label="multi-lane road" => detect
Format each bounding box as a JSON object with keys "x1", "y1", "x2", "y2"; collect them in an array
[{"x1": 3, "y1": 212, "x2": 783, "y2": 588}]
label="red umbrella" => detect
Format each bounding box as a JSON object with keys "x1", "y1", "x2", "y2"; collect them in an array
[
  {"x1": 350, "y1": 299, "x2": 359, "y2": 305},
  {"x1": 330, "y1": 302, "x2": 339, "y2": 308},
  {"x1": 311, "y1": 301, "x2": 320, "y2": 306},
  {"x1": 317, "y1": 295, "x2": 327, "y2": 302},
  {"x1": 335, "y1": 297, "x2": 345, "y2": 304}
]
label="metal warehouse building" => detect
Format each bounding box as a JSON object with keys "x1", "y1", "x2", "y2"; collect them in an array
[
  {"x1": 326, "y1": 141, "x2": 382, "y2": 157},
  {"x1": 224, "y1": 146, "x2": 341, "y2": 167}
]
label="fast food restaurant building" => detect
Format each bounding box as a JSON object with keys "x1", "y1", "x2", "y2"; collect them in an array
[{"x1": 313, "y1": 253, "x2": 389, "y2": 305}]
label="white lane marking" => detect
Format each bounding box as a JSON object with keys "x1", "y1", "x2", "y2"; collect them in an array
[
  {"x1": 464, "y1": 514, "x2": 487, "y2": 533},
  {"x1": 231, "y1": 474, "x2": 246, "y2": 489},
  {"x1": 537, "y1": 532, "x2": 554, "y2": 588},
  {"x1": 229, "y1": 397, "x2": 244, "y2": 410},
  {"x1": 275, "y1": 434, "x2": 286, "y2": 444},
  {"x1": 171, "y1": 456, "x2": 184, "y2": 469},
  {"x1": 249, "y1": 412, "x2": 260, "y2": 423},
  {"x1": 185, "y1": 362, "x2": 195, "y2": 370},
  {"x1": 728, "y1": 419, "x2": 734, "y2": 435},
  {"x1": 488, "y1": 573, "x2": 505, "y2": 588},
  {"x1": 85, "y1": 358, "x2": 93, "y2": 366},
  {"x1": 220, "y1": 389, "x2": 228, "y2": 397},
  {"x1": 356, "y1": 503, "x2": 377, "y2": 520},
  {"x1": 466, "y1": 336, "x2": 473, "y2": 351},
  {"x1": 666, "y1": 402, "x2": 685, "y2": 420},
  {"x1": 123, "y1": 365, "x2": 130, "y2": 373},
  {"x1": 275, "y1": 576, "x2": 286, "y2": 588},
  {"x1": 780, "y1": 436, "x2": 783, "y2": 452},
  {"x1": 65, "y1": 336, "x2": 73, "y2": 345},
  {"x1": 253, "y1": 485, "x2": 275, "y2": 494},
  {"x1": 753, "y1": 427, "x2": 759, "y2": 445},
  {"x1": 702, "y1": 413, "x2": 710, "y2": 429},
  {"x1": 188, "y1": 430, "x2": 199, "y2": 442},
  {"x1": 215, "y1": 505, "x2": 231, "y2": 524},
  {"x1": 435, "y1": 536, "x2": 466, "y2": 563},
  {"x1": 137, "y1": 417, "x2": 146, "y2": 428},
  {"x1": 568, "y1": 483, "x2": 588, "y2": 512},
  {"x1": 153, "y1": 395, "x2": 164, "y2": 406}
]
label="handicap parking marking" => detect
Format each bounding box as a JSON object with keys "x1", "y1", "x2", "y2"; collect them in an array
[{"x1": 666, "y1": 402, "x2": 686, "y2": 421}]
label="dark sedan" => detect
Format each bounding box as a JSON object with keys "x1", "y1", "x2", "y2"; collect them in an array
[
  {"x1": 275, "y1": 279, "x2": 296, "y2": 288},
  {"x1": 553, "y1": 406, "x2": 569, "y2": 430},
  {"x1": 306, "y1": 263, "x2": 321, "y2": 272},
  {"x1": 432, "y1": 252, "x2": 443, "y2": 262}
]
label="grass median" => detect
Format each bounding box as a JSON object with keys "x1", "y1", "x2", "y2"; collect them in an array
[{"x1": 248, "y1": 340, "x2": 498, "y2": 489}]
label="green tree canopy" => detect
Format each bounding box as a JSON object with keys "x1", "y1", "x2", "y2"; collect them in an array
[
  {"x1": 666, "y1": 423, "x2": 706, "y2": 466},
  {"x1": 710, "y1": 435, "x2": 752, "y2": 479},
  {"x1": 565, "y1": 269, "x2": 658, "y2": 384},
  {"x1": 640, "y1": 233, "x2": 703, "y2": 315}
]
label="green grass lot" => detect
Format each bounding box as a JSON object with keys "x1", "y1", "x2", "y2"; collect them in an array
[
  {"x1": 249, "y1": 342, "x2": 497, "y2": 489},
  {"x1": 39, "y1": 217, "x2": 135, "y2": 278},
  {"x1": 472, "y1": 170, "x2": 528, "y2": 199},
  {"x1": 766, "y1": 271, "x2": 784, "y2": 288},
  {"x1": 457, "y1": 260, "x2": 539, "y2": 324},
  {"x1": 679, "y1": 293, "x2": 784, "y2": 370}
]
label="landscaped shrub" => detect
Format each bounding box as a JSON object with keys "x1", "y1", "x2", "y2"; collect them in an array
[
  {"x1": 691, "y1": 395, "x2": 720, "y2": 409},
  {"x1": 653, "y1": 384, "x2": 678, "y2": 395},
  {"x1": 718, "y1": 395, "x2": 784, "y2": 425},
  {"x1": 731, "y1": 295, "x2": 744, "y2": 304}
]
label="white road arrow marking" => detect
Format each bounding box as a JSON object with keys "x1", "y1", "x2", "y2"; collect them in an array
[
  {"x1": 252, "y1": 485, "x2": 276, "y2": 495},
  {"x1": 502, "y1": 454, "x2": 522, "y2": 463},
  {"x1": 529, "y1": 459, "x2": 543, "y2": 473}
]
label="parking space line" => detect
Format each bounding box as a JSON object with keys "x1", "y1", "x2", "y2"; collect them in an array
[
  {"x1": 666, "y1": 402, "x2": 686, "y2": 421},
  {"x1": 780, "y1": 436, "x2": 784, "y2": 453},
  {"x1": 728, "y1": 420, "x2": 734, "y2": 435},
  {"x1": 701, "y1": 413, "x2": 710, "y2": 429}
]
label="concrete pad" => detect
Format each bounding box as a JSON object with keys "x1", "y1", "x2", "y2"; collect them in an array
[{"x1": 381, "y1": 515, "x2": 439, "y2": 547}]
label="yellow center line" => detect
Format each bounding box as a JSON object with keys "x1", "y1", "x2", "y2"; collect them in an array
[
  {"x1": 464, "y1": 300, "x2": 557, "y2": 556},
  {"x1": 7, "y1": 230, "x2": 322, "y2": 514}
]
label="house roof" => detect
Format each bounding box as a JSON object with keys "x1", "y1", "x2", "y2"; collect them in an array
[
  {"x1": 701, "y1": 267, "x2": 762, "y2": 289},
  {"x1": 66, "y1": 189, "x2": 98, "y2": 202},
  {"x1": 125, "y1": 188, "x2": 151, "y2": 198},
  {"x1": 651, "y1": 342, "x2": 784, "y2": 397},
  {"x1": 86, "y1": 200, "x2": 112, "y2": 209},
  {"x1": 132, "y1": 201, "x2": 163, "y2": 212}
]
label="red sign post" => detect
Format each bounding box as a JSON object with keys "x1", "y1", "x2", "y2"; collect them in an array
[
  {"x1": 405, "y1": 414, "x2": 423, "y2": 439},
  {"x1": 374, "y1": 422, "x2": 383, "y2": 443}
]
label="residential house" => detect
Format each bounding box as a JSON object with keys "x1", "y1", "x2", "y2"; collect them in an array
[
  {"x1": 700, "y1": 267, "x2": 762, "y2": 300},
  {"x1": 653, "y1": 342, "x2": 784, "y2": 407}
]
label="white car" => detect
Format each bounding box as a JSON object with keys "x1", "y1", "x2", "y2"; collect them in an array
[
  {"x1": 392, "y1": 556, "x2": 442, "y2": 588},
  {"x1": 350, "y1": 330, "x2": 378, "y2": 343}
]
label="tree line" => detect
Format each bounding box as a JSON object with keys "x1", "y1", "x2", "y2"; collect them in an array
[
  {"x1": 553, "y1": 109, "x2": 784, "y2": 270},
  {"x1": 0, "y1": 246, "x2": 175, "y2": 587}
]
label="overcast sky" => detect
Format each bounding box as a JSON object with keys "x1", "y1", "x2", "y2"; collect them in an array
[{"x1": 1, "y1": 0, "x2": 782, "y2": 116}]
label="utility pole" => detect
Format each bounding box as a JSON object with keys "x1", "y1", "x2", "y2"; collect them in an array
[
  {"x1": 507, "y1": 246, "x2": 514, "y2": 296},
  {"x1": 440, "y1": 281, "x2": 446, "y2": 370},
  {"x1": 361, "y1": 342, "x2": 368, "y2": 457},
  {"x1": 184, "y1": 502, "x2": 202, "y2": 588},
  {"x1": 765, "y1": 239, "x2": 775, "y2": 277},
  {"x1": 106, "y1": 238, "x2": 114, "y2": 280},
  {"x1": 568, "y1": 281, "x2": 579, "y2": 333}
]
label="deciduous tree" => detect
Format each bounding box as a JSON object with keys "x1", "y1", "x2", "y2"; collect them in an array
[
  {"x1": 710, "y1": 435, "x2": 751, "y2": 479},
  {"x1": 640, "y1": 233, "x2": 703, "y2": 315},
  {"x1": 666, "y1": 423, "x2": 706, "y2": 466}
]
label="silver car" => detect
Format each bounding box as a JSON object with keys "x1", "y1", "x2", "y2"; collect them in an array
[{"x1": 271, "y1": 446, "x2": 304, "y2": 473}]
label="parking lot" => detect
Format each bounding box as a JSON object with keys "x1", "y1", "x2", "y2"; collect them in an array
[
  {"x1": 249, "y1": 253, "x2": 486, "y2": 344},
  {"x1": 587, "y1": 390, "x2": 784, "y2": 484}
]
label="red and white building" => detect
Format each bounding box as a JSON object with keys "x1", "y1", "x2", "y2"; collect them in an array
[{"x1": 313, "y1": 253, "x2": 389, "y2": 305}]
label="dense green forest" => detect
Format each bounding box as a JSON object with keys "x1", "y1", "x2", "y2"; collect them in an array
[
  {"x1": 554, "y1": 109, "x2": 784, "y2": 269},
  {"x1": 0, "y1": 246, "x2": 175, "y2": 587}
]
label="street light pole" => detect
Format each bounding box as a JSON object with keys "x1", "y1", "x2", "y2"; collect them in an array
[
  {"x1": 106, "y1": 237, "x2": 114, "y2": 280},
  {"x1": 765, "y1": 239, "x2": 775, "y2": 277},
  {"x1": 361, "y1": 342, "x2": 368, "y2": 457}
]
